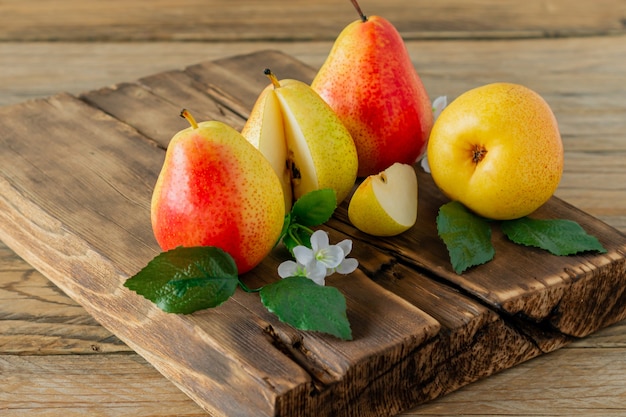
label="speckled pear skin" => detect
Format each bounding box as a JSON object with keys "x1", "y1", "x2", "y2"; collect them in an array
[
  {"x1": 427, "y1": 82, "x2": 564, "y2": 220},
  {"x1": 312, "y1": 14, "x2": 433, "y2": 177},
  {"x1": 151, "y1": 120, "x2": 285, "y2": 274}
]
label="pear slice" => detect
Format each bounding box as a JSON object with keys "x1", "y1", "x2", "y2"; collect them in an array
[
  {"x1": 348, "y1": 163, "x2": 418, "y2": 236},
  {"x1": 241, "y1": 85, "x2": 293, "y2": 212},
  {"x1": 242, "y1": 69, "x2": 358, "y2": 211}
]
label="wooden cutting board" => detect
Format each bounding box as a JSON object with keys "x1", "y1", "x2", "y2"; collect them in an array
[{"x1": 0, "y1": 50, "x2": 624, "y2": 417}]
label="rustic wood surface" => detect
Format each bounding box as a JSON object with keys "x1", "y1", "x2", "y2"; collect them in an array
[
  {"x1": 1, "y1": 1, "x2": 626, "y2": 416},
  {"x1": 2, "y1": 0, "x2": 625, "y2": 41}
]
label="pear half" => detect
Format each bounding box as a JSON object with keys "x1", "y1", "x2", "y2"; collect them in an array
[
  {"x1": 242, "y1": 70, "x2": 358, "y2": 212},
  {"x1": 348, "y1": 163, "x2": 418, "y2": 236}
]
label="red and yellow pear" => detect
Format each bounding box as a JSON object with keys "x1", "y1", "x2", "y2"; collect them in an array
[
  {"x1": 311, "y1": 0, "x2": 433, "y2": 177},
  {"x1": 151, "y1": 110, "x2": 285, "y2": 274}
]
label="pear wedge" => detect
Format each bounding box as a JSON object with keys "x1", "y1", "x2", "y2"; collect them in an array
[
  {"x1": 242, "y1": 70, "x2": 358, "y2": 210},
  {"x1": 241, "y1": 86, "x2": 293, "y2": 211},
  {"x1": 348, "y1": 163, "x2": 418, "y2": 236}
]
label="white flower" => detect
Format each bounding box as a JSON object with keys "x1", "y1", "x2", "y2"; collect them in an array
[
  {"x1": 432, "y1": 95, "x2": 447, "y2": 120},
  {"x1": 420, "y1": 153, "x2": 431, "y2": 173},
  {"x1": 277, "y1": 230, "x2": 358, "y2": 286},
  {"x1": 296, "y1": 230, "x2": 344, "y2": 270},
  {"x1": 278, "y1": 259, "x2": 326, "y2": 285},
  {"x1": 421, "y1": 96, "x2": 448, "y2": 174},
  {"x1": 328, "y1": 238, "x2": 358, "y2": 276}
]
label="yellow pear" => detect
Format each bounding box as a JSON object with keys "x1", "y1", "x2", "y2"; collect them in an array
[
  {"x1": 427, "y1": 82, "x2": 564, "y2": 220},
  {"x1": 242, "y1": 69, "x2": 358, "y2": 211},
  {"x1": 348, "y1": 162, "x2": 418, "y2": 236}
]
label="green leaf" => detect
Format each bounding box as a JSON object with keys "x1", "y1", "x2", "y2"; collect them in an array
[
  {"x1": 277, "y1": 189, "x2": 338, "y2": 252},
  {"x1": 437, "y1": 201, "x2": 495, "y2": 274},
  {"x1": 260, "y1": 276, "x2": 352, "y2": 340},
  {"x1": 501, "y1": 217, "x2": 607, "y2": 256},
  {"x1": 291, "y1": 189, "x2": 337, "y2": 227},
  {"x1": 276, "y1": 213, "x2": 292, "y2": 246},
  {"x1": 124, "y1": 246, "x2": 239, "y2": 314},
  {"x1": 283, "y1": 225, "x2": 313, "y2": 254}
]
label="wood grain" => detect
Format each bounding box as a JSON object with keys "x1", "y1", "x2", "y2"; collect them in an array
[
  {"x1": 1, "y1": 0, "x2": 626, "y2": 413},
  {"x1": 0, "y1": 48, "x2": 625, "y2": 417},
  {"x1": 2, "y1": 235, "x2": 626, "y2": 416},
  {"x1": 1, "y1": 0, "x2": 624, "y2": 42},
  {"x1": 1, "y1": 354, "x2": 207, "y2": 417}
]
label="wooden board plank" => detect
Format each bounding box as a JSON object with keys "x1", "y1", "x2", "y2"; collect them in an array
[
  {"x1": 331, "y1": 172, "x2": 626, "y2": 338},
  {"x1": 0, "y1": 241, "x2": 129, "y2": 355},
  {"x1": 409, "y1": 343, "x2": 626, "y2": 416},
  {"x1": 0, "y1": 50, "x2": 625, "y2": 417},
  {"x1": 1, "y1": 0, "x2": 624, "y2": 42}
]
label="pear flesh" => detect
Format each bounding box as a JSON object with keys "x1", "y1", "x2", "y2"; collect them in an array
[
  {"x1": 372, "y1": 165, "x2": 418, "y2": 227},
  {"x1": 276, "y1": 92, "x2": 319, "y2": 199},
  {"x1": 241, "y1": 90, "x2": 293, "y2": 211}
]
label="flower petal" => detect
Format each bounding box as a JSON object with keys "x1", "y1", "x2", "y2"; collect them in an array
[
  {"x1": 310, "y1": 230, "x2": 329, "y2": 252},
  {"x1": 278, "y1": 260, "x2": 299, "y2": 278},
  {"x1": 293, "y1": 245, "x2": 314, "y2": 265},
  {"x1": 336, "y1": 239, "x2": 353, "y2": 257},
  {"x1": 317, "y1": 245, "x2": 344, "y2": 269},
  {"x1": 336, "y1": 258, "x2": 359, "y2": 275},
  {"x1": 432, "y1": 96, "x2": 447, "y2": 119},
  {"x1": 420, "y1": 154, "x2": 431, "y2": 174},
  {"x1": 310, "y1": 275, "x2": 326, "y2": 286},
  {"x1": 305, "y1": 260, "x2": 327, "y2": 285}
]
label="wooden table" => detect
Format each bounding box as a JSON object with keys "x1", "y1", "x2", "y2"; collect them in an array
[{"x1": 1, "y1": 1, "x2": 626, "y2": 416}]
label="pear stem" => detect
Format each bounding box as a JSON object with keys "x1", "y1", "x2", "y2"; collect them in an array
[
  {"x1": 350, "y1": 0, "x2": 368, "y2": 22},
  {"x1": 264, "y1": 68, "x2": 281, "y2": 89},
  {"x1": 180, "y1": 109, "x2": 198, "y2": 129}
]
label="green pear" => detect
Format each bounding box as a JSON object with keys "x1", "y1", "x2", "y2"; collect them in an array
[
  {"x1": 242, "y1": 69, "x2": 358, "y2": 211},
  {"x1": 151, "y1": 110, "x2": 285, "y2": 274},
  {"x1": 311, "y1": 0, "x2": 433, "y2": 177}
]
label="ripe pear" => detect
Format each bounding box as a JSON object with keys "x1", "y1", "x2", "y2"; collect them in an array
[
  {"x1": 311, "y1": 0, "x2": 433, "y2": 177},
  {"x1": 348, "y1": 163, "x2": 418, "y2": 236},
  {"x1": 151, "y1": 110, "x2": 285, "y2": 274},
  {"x1": 427, "y1": 83, "x2": 564, "y2": 220},
  {"x1": 242, "y1": 69, "x2": 358, "y2": 211}
]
